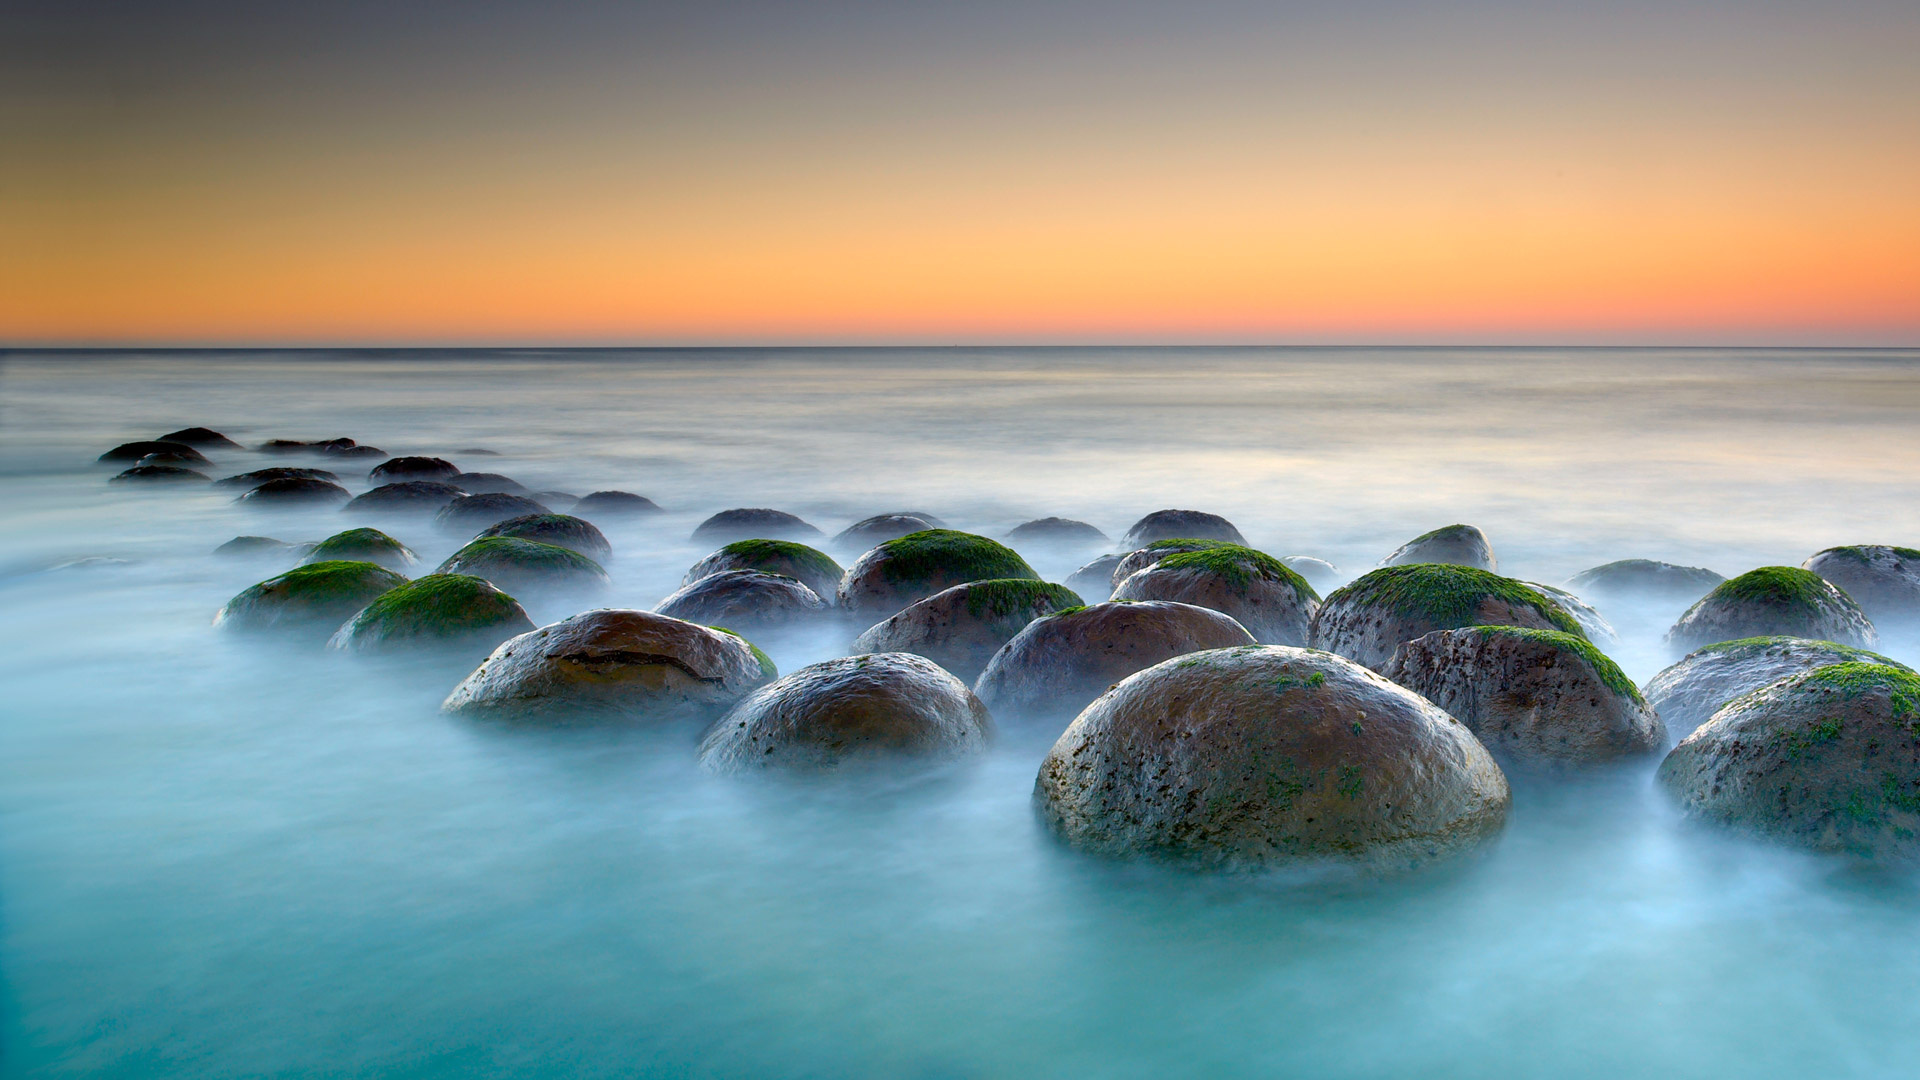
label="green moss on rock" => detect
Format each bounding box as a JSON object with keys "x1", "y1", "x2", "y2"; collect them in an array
[
  {"x1": 1694, "y1": 635, "x2": 1900, "y2": 665},
  {"x1": 216, "y1": 560, "x2": 408, "y2": 634},
  {"x1": 1327, "y1": 564, "x2": 1584, "y2": 637},
  {"x1": 305, "y1": 527, "x2": 415, "y2": 567},
  {"x1": 710, "y1": 626, "x2": 779, "y2": 679},
  {"x1": 718, "y1": 538, "x2": 842, "y2": 585},
  {"x1": 1469, "y1": 625, "x2": 1642, "y2": 702},
  {"x1": 1820, "y1": 545, "x2": 1920, "y2": 563},
  {"x1": 962, "y1": 578, "x2": 1083, "y2": 621},
  {"x1": 336, "y1": 573, "x2": 530, "y2": 643},
  {"x1": 871, "y1": 529, "x2": 1037, "y2": 588},
  {"x1": 1155, "y1": 544, "x2": 1320, "y2": 602},
  {"x1": 1708, "y1": 566, "x2": 1836, "y2": 608}
]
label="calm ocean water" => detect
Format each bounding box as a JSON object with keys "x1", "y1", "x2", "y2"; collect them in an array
[{"x1": 4, "y1": 347, "x2": 1920, "y2": 1078}]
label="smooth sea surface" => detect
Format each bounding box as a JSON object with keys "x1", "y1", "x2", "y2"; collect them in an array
[{"x1": 4, "y1": 346, "x2": 1920, "y2": 1078}]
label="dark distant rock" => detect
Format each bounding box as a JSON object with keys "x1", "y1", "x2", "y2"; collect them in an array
[
  {"x1": 257, "y1": 439, "x2": 315, "y2": 454},
  {"x1": 691, "y1": 508, "x2": 823, "y2": 544},
  {"x1": 447, "y1": 472, "x2": 526, "y2": 494},
  {"x1": 321, "y1": 444, "x2": 386, "y2": 460},
  {"x1": 1120, "y1": 509, "x2": 1247, "y2": 549},
  {"x1": 831, "y1": 513, "x2": 942, "y2": 554},
  {"x1": 215, "y1": 560, "x2": 408, "y2": 639},
  {"x1": 684, "y1": 539, "x2": 843, "y2": 602},
  {"x1": 433, "y1": 492, "x2": 550, "y2": 533},
  {"x1": 434, "y1": 537, "x2": 609, "y2": 598},
  {"x1": 214, "y1": 535, "x2": 304, "y2": 557},
  {"x1": 235, "y1": 477, "x2": 352, "y2": 506},
  {"x1": 531, "y1": 492, "x2": 578, "y2": 511},
  {"x1": 1064, "y1": 554, "x2": 1125, "y2": 602},
  {"x1": 369, "y1": 456, "x2": 459, "y2": 483},
  {"x1": 1802, "y1": 545, "x2": 1920, "y2": 631},
  {"x1": 328, "y1": 573, "x2": 534, "y2": 658},
  {"x1": 158, "y1": 427, "x2": 240, "y2": 448},
  {"x1": 110, "y1": 465, "x2": 210, "y2": 484},
  {"x1": 1006, "y1": 517, "x2": 1109, "y2": 549},
  {"x1": 456, "y1": 448, "x2": 501, "y2": 456},
  {"x1": 1565, "y1": 559, "x2": 1723, "y2": 605},
  {"x1": 1665, "y1": 566, "x2": 1876, "y2": 655},
  {"x1": 477, "y1": 513, "x2": 611, "y2": 561},
  {"x1": 838, "y1": 529, "x2": 1039, "y2": 620},
  {"x1": 852, "y1": 578, "x2": 1083, "y2": 683},
  {"x1": 342, "y1": 481, "x2": 466, "y2": 515},
  {"x1": 99, "y1": 440, "x2": 207, "y2": 464},
  {"x1": 215, "y1": 467, "x2": 341, "y2": 489},
  {"x1": 572, "y1": 491, "x2": 661, "y2": 518},
  {"x1": 136, "y1": 452, "x2": 209, "y2": 468},
  {"x1": 1381, "y1": 524, "x2": 1496, "y2": 572},
  {"x1": 654, "y1": 569, "x2": 829, "y2": 635}
]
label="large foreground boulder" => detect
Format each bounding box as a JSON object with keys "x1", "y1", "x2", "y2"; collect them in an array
[
  {"x1": 1310, "y1": 564, "x2": 1584, "y2": 671},
  {"x1": 1381, "y1": 524, "x2": 1495, "y2": 571},
  {"x1": 1802, "y1": 545, "x2": 1920, "y2": 631},
  {"x1": 974, "y1": 600, "x2": 1255, "y2": 725},
  {"x1": 1665, "y1": 566, "x2": 1877, "y2": 654},
  {"x1": 1110, "y1": 545, "x2": 1319, "y2": 646},
  {"x1": 1645, "y1": 636, "x2": 1912, "y2": 739},
  {"x1": 1565, "y1": 559, "x2": 1723, "y2": 605},
  {"x1": 691, "y1": 508, "x2": 822, "y2": 544},
  {"x1": 435, "y1": 537, "x2": 609, "y2": 598},
  {"x1": 476, "y1": 513, "x2": 612, "y2": 562},
  {"x1": 1120, "y1": 509, "x2": 1247, "y2": 549},
  {"x1": 214, "y1": 561, "x2": 407, "y2": 638},
  {"x1": 442, "y1": 610, "x2": 774, "y2": 724},
  {"x1": 433, "y1": 493, "x2": 550, "y2": 533},
  {"x1": 1035, "y1": 646, "x2": 1510, "y2": 870},
  {"x1": 653, "y1": 569, "x2": 828, "y2": 635},
  {"x1": 1658, "y1": 663, "x2": 1920, "y2": 858},
  {"x1": 699, "y1": 653, "x2": 993, "y2": 773},
  {"x1": 853, "y1": 578, "x2": 1083, "y2": 683},
  {"x1": 571, "y1": 490, "x2": 662, "y2": 518},
  {"x1": 684, "y1": 539, "x2": 843, "y2": 603},
  {"x1": 1381, "y1": 626, "x2": 1664, "y2": 767},
  {"x1": 838, "y1": 529, "x2": 1039, "y2": 620},
  {"x1": 303, "y1": 527, "x2": 417, "y2": 572},
  {"x1": 328, "y1": 574, "x2": 534, "y2": 656}
]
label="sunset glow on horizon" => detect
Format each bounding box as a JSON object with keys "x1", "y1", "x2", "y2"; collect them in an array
[{"x1": 7, "y1": 0, "x2": 1919, "y2": 346}]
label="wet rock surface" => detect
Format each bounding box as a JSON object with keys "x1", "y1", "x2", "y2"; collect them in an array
[
  {"x1": 111, "y1": 465, "x2": 209, "y2": 484},
  {"x1": 1310, "y1": 564, "x2": 1584, "y2": 671},
  {"x1": 369, "y1": 456, "x2": 459, "y2": 483},
  {"x1": 328, "y1": 573, "x2": 535, "y2": 656},
  {"x1": 343, "y1": 481, "x2": 467, "y2": 515},
  {"x1": 691, "y1": 508, "x2": 822, "y2": 544},
  {"x1": 653, "y1": 569, "x2": 828, "y2": 635},
  {"x1": 1802, "y1": 546, "x2": 1920, "y2": 631},
  {"x1": 235, "y1": 477, "x2": 352, "y2": 506},
  {"x1": 1005, "y1": 517, "x2": 1109, "y2": 549},
  {"x1": 1645, "y1": 636, "x2": 1912, "y2": 739},
  {"x1": 571, "y1": 491, "x2": 662, "y2": 517},
  {"x1": 1064, "y1": 554, "x2": 1125, "y2": 602},
  {"x1": 446, "y1": 472, "x2": 526, "y2": 494},
  {"x1": 1109, "y1": 539, "x2": 1234, "y2": 587},
  {"x1": 476, "y1": 513, "x2": 612, "y2": 562},
  {"x1": 214, "y1": 467, "x2": 340, "y2": 489},
  {"x1": 434, "y1": 537, "x2": 609, "y2": 597},
  {"x1": 1119, "y1": 509, "x2": 1247, "y2": 549},
  {"x1": 838, "y1": 529, "x2": 1040, "y2": 621},
  {"x1": 852, "y1": 578, "x2": 1083, "y2": 683},
  {"x1": 1665, "y1": 566, "x2": 1877, "y2": 655},
  {"x1": 1565, "y1": 559, "x2": 1724, "y2": 605},
  {"x1": 1110, "y1": 545, "x2": 1319, "y2": 646},
  {"x1": 831, "y1": 514, "x2": 942, "y2": 553},
  {"x1": 214, "y1": 561, "x2": 408, "y2": 638},
  {"x1": 1381, "y1": 524, "x2": 1495, "y2": 571},
  {"x1": 99, "y1": 440, "x2": 209, "y2": 464},
  {"x1": 433, "y1": 493, "x2": 551, "y2": 533},
  {"x1": 684, "y1": 539, "x2": 843, "y2": 603},
  {"x1": 158, "y1": 427, "x2": 241, "y2": 447}
]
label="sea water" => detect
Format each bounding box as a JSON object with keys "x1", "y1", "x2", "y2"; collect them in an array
[{"x1": 3, "y1": 347, "x2": 1920, "y2": 1078}]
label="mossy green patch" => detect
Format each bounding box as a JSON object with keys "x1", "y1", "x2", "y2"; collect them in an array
[
  {"x1": 873, "y1": 529, "x2": 1037, "y2": 588},
  {"x1": 1154, "y1": 544, "x2": 1320, "y2": 602},
  {"x1": 961, "y1": 578, "x2": 1082, "y2": 621},
  {"x1": 1337, "y1": 765, "x2": 1365, "y2": 799},
  {"x1": 1797, "y1": 662, "x2": 1920, "y2": 721},
  {"x1": 220, "y1": 560, "x2": 408, "y2": 629},
  {"x1": 718, "y1": 538, "x2": 842, "y2": 584},
  {"x1": 1326, "y1": 564, "x2": 1584, "y2": 638},
  {"x1": 1706, "y1": 566, "x2": 1841, "y2": 609},
  {"x1": 1144, "y1": 537, "x2": 1233, "y2": 552},
  {"x1": 709, "y1": 626, "x2": 779, "y2": 679},
  {"x1": 1819, "y1": 545, "x2": 1920, "y2": 563},
  {"x1": 1409, "y1": 524, "x2": 1478, "y2": 545},
  {"x1": 1469, "y1": 625, "x2": 1641, "y2": 702},
  {"x1": 437, "y1": 536, "x2": 605, "y2": 578},
  {"x1": 346, "y1": 573, "x2": 525, "y2": 637},
  {"x1": 307, "y1": 527, "x2": 412, "y2": 564}
]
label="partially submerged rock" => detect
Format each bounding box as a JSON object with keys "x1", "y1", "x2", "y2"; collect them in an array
[
  {"x1": 342, "y1": 481, "x2": 467, "y2": 515},
  {"x1": 653, "y1": 569, "x2": 828, "y2": 635},
  {"x1": 838, "y1": 529, "x2": 1040, "y2": 620},
  {"x1": 441, "y1": 609, "x2": 773, "y2": 724},
  {"x1": 691, "y1": 508, "x2": 822, "y2": 544},
  {"x1": 235, "y1": 477, "x2": 351, "y2": 506},
  {"x1": 1565, "y1": 559, "x2": 1723, "y2": 605},
  {"x1": 852, "y1": 578, "x2": 1083, "y2": 683},
  {"x1": 158, "y1": 427, "x2": 241, "y2": 448},
  {"x1": 1110, "y1": 544, "x2": 1319, "y2": 646},
  {"x1": 214, "y1": 560, "x2": 407, "y2": 638},
  {"x1": 1064, "y1": 554, "x2": 1124, "y2": 602},
  {"x1": 99, "y1": 440, "x2": 208, "y2": 464},
  {"x1": 476, "y1": 513, "x2": 612, "y2": 562},
  {"x1": 1665, "y1": 566, "x2": 1877, "y2": 654},
  {"x1": 1658, "y1": 663, "x2": 1920, "y2": 858},
  {"x1": 831, "y1": 513, "x2": 942, "y2": 553},
  {"x1": 1381, "y1": 626, "x2": 1664, "y2": 767},
  {"x1": 368, "y1": 456, "x2": 459, "y2": 483},
  {"x1": 1382, "y1": 524, "x2": 1495, "y2": 571},
  {"x1": 434, "y1": 537, "x2": 609, "y2": 597},
  {"x1": 570, "y1": 490, "x2": 662, "y2": 517},
  {"x1": 1802, "y1": 545, "x2": 1920, "y2": 631},
  {"x1": 1005, "y1": 518, "x2": 1109, "y2": 549},
  {"x1": 446, "y1": 472, "x2": 525, "y2": 494},
  {"x1": 699, "y1": 653, "x2": 993, "y2": 773},
  {"x1": 1524, "y1": 581, "x2": 1619, "y2": 645},
  {"x1": 135, "y1": 452, "x2": 207, "y2": 469},
  {"x1": 684, "y1": 539, "x2": 843, "y2": 603},
  {"x1": 1109, "y1": 538, "x2": 1234, "y2": 587},
  {"x1": 974, "y1": 600, "x2": 1256, "y2": 724},
  {"x1": 1035, "y1": 645, "x2": 1510, "y2": 870},
  {"x1": 214, "y1": 467, "x2": 340, "y2": 489},
  {"x1": 1645, "y1": 636, "x2": 1912, "y2": 740},
  {"x1": 214, "y1": 535, "x2": 305, "y2": 558},
  {"x1": 1119, "y1": 509, "x2": 1247, "y2": 549},
  {"x1": 433, "y1": 492, "x2": 550, "y2": 533},
  {"x1": 1280, "y1": 556, "x2": 1340, "y2": 592},
  {"x1": 303, "y1": 527, "x2": 417, "y2": 572},
  {"x1": 111, "y1": 465, "x2": 209, "y2": 484},
  {"x1": 1310, "y1": 564, "x2": 1584, "y2": 671},
  {"x1": 328, "y1": 573, "x2": 534, "y2": 656}
]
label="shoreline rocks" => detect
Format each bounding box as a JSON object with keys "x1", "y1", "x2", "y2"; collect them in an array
[
  {"x1": 852, "y1": 578, "x2": 1083, "y2": 683},
  {"x1": 684, "y1": 539, "x2": 843, "y2": 603},
  {"x1": 1382, "y1": 524, "x2": 1495, "y2": 572},
  {"x1": 838, "y1": 529, "x2": 1040, "y2": 621},
  {"x1": 691, "y1": 508, "x2": 823, "y2": 544},
  {"x1": 215, "y1": 561, "x2": 408, "y2": 638},
  {"x1": 328, "y1": 574, "x2": 534, "y2": 656},
  {"x1": 1310, "y1": 564, "x2": 1585, "y2": 671},
  {"x1": 1120, "y1": 509, "x2": 1247, "y2": 549},
  {"x1": 1802, "y1": 545, "x2": 1920, "y2": 631},
  {"x1": 1664, "y1": 566, "x2": 1877, "y2": 654},
  {"x1": 653, "y1": 569, "x2": 829, "y2": 635},
  {"x1": 476, "y1": 513, "x2": 612, "y2": 562},
  {"x1": 1110, "y1": 544, "x2": 1319, "y2": 646},
  {"x1": 1645, "y1": 636, "x2": 1912, "y2": 740}
]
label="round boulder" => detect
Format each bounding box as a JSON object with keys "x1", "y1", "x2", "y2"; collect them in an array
[
  {"x1": 1064, "y1": 554, "x2": 1124, "y2": 602},
  {"x1": 99, "y1": 440, "x2": 208, "y2": 464},
  {"x1": 852, "y1": 578, "x2": 1083, "y2": 683},
  {"x1": 1110, "y1": 545, "x2": 1319, "y2": 646},
  {"x1": 831, "y1": 513, "x2": 941, "y2": 553},
  {"x1": 1802, "y1": 546, "x2": 1920, "y2": 631},
  {"x1": 329, "y1": 574, "x2": 535, "y2": 656},
  {"x1": 1381, "y1": 524, "x2": 1495, "y2": 571},
  {"x1": 158, "y1": 427, "x2": 241, "y2": 448},
  {"x1": 433, "y1": 493, "x2": 550, "y2": 533},
  {"x1": 441, "y1": 609, "x2": 774, "y2": 724},
  {"x1": 1120, "y1": 509, "x2": 1247, "y2": 549},
  {"x1": 111, "y1": 465, "x2": 209, "y2": 484},
  {"x1": 1035, "y1": 645, "x2": 1511, "y2": 870},
  {"x1": 369, "y1": 456, "x2": 458, "y2": 483},
  {"x1": 304, "y1": 527, "x2": 417, "y2": 572},
  {"x1": 1565, "y1": 559, "x2": 1724, "y2": 606},
  {"x1": 1005, "y1": 518, "x2": 1109, "y2": 549},
  {"x1": 700, "y1": 653, "x2": 993, "y2": 773},
  {"x1": 571, "y1": 491, "x2": 661, "y2": 517},
  {"x1": 653, "y1": 569, "x2": 828, "y2": 635},
  {"x1": 1310, "y1": 564, "x2": 1585, "y2": 671},
  {"x1": 1523, "y1": 581, "x2": 1619, "y2": 644},
  {"x1": 135, "y1": 452, "x2": 206, "y2": 468},
  {"x1": 343, "y1": 481, "x2": 466, "y2": 515},
  {"x1": 214, "y1": 535, "x2": 305, "y2": 558},
  {"x1": 1280, "y1": 556, "x2": 1340, "y2": 592},
  {"x1": 1658, "y1": 663, "x2": 1920, "y2": 858},
  {"x1": 1645, "y1": 636, "x2": 1912, "y2": 740},
  {"x1": 236, "y1": 477, "x2": 351, "y2": 506},
  {"x1": 435, "y1": 537, "x2": 609, "y2": 597},
  {"x1": 214, "y1": 561, "x2": 407, "y2": 638},
  {"x1": 691, "y1": 508, "x2": 822, "y2": 544},
  {"x1": 684, "y1": 539, "x2": 843, "y2": 603},
  {"x1": 837, "y1": 529, "x2": 1040, "y2": 620},
  {"x1": 476, "y1": 513, "x2": 611, "y2": 562},
  {"x1": 974, "y1": 600, "x2": 1256, "y2": 724},
  {"x1": 1109, "y1": 538, "x2": 1235, "y2": 587},
  {"x1": 215, "y1": 467, "x2": 339, "y2": 489},
  {"x1": 1665, "y1": 566, "x2": 1877, "y2": 654},
  {"x1": 446, "y1": 472, "x2": 525, "y2": 494},
  {"x1": 1381, "y1": 626, "x2": 1664, "y2": 767}
]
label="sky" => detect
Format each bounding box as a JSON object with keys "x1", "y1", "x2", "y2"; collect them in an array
[{"x1": 4, "y1": 0, "x2": 1918, "y2": 346}]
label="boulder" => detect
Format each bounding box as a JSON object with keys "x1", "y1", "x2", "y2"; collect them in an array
[
  {"x1": 110, "y1": 465, "x2": 209, "y2": 484},
  {"x1": 1110, "y1": 545, "x2": 1319, "y2": 646},
  {"x1": 433, "y1": 493, "x2": 550, "y2": 533},
  {"x1": 214, "y1": 535, "x2": 305, "y2": 558},
  {"x1": 446, "y1": 472, "x2": 525, "y2": 494},
  {"x1": 434, "y1": 537, "x2": 609, "y2": 597},
  {"x1": 684, "y1": 539, "x2": 843, "y2": 603},
  {"x1": 214, "y1": 560, "x2": 407, "y2": 638},
  {"x1": 1035, "y1": 645, "x2": 1510, "y2": 870},
  {"x1": 1109, "y1": 539, "x2": 1235, "y2": 587},
  {"x1": 1064, "y1": 554, "x2": 1124, "y2": 602},
  {"x1": 1005, "y1": 518, "x2": 1109, "y2": 549},
  {"x1": 214, "y1": 467, "x2": 340, "y2": 489},
  {"x1": 1381, "y1": 524, "x2": 1495, "y2": 571},
  {"x1": 1280, "y1": 556, "x2": 1340, "y2": 592},
  {"x1": 1310, "y1": 564, "x2": 1584, "y2": 671},
  {"x1": 700, "y1": 653, "x2": 993, "y2": 773},
  {"x1": 474, "y1": 513, "x2": 611, "y2": 562},
  {"x1": 1381, "y1": 626, "x2": 1664, "y2": 767},
  {"x1": 135, "y1": 452, "x2": 207, "y2": 468},
  {"x1": 571, "y1": 490, "x2": 662, "y2": 517},
  {"x1": 1802, "y1": 546, "x2": 1920, "y2": 631},
  {"x1": 531, "y1": 492, "x2": 578, "y2": 510},
  {"x1": 328, "y1": 574, "x2": 534, "y2": 656},
  {"x1": 653, "y1": 569, "x2": 828, "y2": 635},
  {"x1": 368, "y1": 456, "x2": 459, "y2": 483},
  {"x1": 1658, "y1": 663, "x2": 1920, "y2": 858},
  {"x1": 838, "y1": 529, "x2": 1040, "y2": 620},
  {"x1": 852, "y1": 578, "x2": 1083, "y2": 683},
  {"x1": 303, "y1": 528, "x2": 417, "y2": 572},
  {"x1": 1566, "y1": 559, "x2": 1723, "y2": 605},
  {"x1": 1523, "y1": 581, "x2": 1619, "y2": 644},
  {"x1": 691, "y1": 508, "x2": 823, "y2": 544},
  {"x1": 831, "y1": 513, "x2": 942, "y2": 553},
  {"x1": 1665, "y1": 566, "x2": 1877, "y2": 654},
  {"x1": 441, "y1": 609, "x2": 774, "y2": 724},
  {"x1": 342, "y1": 481, "x2": 466, "y2": 515},
  {"x1": 974, "y1": 600, "x2": 1256, "y2": 724},
  {"x1": 1645, "y1": 636, "x2": 1912, "y2": 740},
  {"x1": 1119, "y1": 509, "x2": 1247, "y2": 549},
  {"x1": 320, "y1": 443, "x2": 385, "y2": 460},
  {"x1": 158, "y1": 427, "x2": 240, "y2": 448},
  {"x1": 99, "y1": 440, "x2": 208, "y2": 464},
  {"x1": 235, "y1": 477, "x2": 351, "y2": 506}
]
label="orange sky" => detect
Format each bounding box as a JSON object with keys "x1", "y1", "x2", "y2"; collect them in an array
[{"x1": 6, "y1": 1, "x2": 1919, "y2": 345}]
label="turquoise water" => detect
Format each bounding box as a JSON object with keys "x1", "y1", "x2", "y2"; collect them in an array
[{"x1": 4, "y1": 347, "x2": 1920, "y2": 1077}]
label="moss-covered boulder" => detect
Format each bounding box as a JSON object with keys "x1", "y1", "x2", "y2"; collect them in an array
[
  {"x1": 700, "y1": 653, "x2": 993, "y2": 773},
  {"x1": 1382, "y1": 524, "x2": 1495, "y2": 572},
  {"x1": 653, "y1": 569, "x2": 828, "y2": 635},
  {"x1": 214, "y1": 535, "x2": 307, "y2": 558},
  {"x1": 1035, "y1": 645, "x2": 1510, "y2": 870},
  {"x1": 235, "y1": 477, "x2": 351, "y2": 506},
  {"x1": 853, "y1": 579, "x2": 1083, "y2": 683},
  {"x1": 1382, "y1": 626, "x2": 1664, "y2": 767},
  {"x1": 368, "y1": 456, "x2": 458, "y2": 483},
  {"x1": 1645, "y1": 636, "x2": 1912, "y2": 739},
  {"x1": 1110, "y1": 545, "x2": 1319, "y2": 646},
  {"x1": 434, "y1": 537, "x2": 609, "y2": 598},
  {"x1": 214, "y1": 560, "x2": 407, "y2": 638},
  {"x1": 690, "y1": 508, "x2": 822, "y2": 544},
  {"x1": 158, "y1": 427, "x2": 240, "y2": 448},
  {"x1": 1064, "y1": 554, "x2": 1124, "y2": 602},
  {"x1": 476, "y1": 513, "x2": 612, "y2": 562},
  {"x1": 1119, "y1": 509, "x2": 1247, "y2": 549},
  {"x1": 303, "y1": 528, "x2": 417, "y2": 572},
  {"x1": 441, "y1": 609, "x2": 773, "y2": 724},
  {"x1": 1658, "y1": 663, "x2": 1920, "y2": 858},
  {"x1": 838, "y1": 529, "x2": 1040, "y2": 620},
  {"x1": 1005, "y1": 518, "x2": 1109, "y2": 549},
  {"x1": 433, "y1": 492, "x2": 550, "y2": 533},
  {"x1": 1309, "y1": 564, "x2": 1584, "y2": 671},
  {"x1": 1109, "y1": 538, "x2": 1235, "y2": 587},
  {"x1": 328, "y1": 574, "x2": 534, "y2": 656},
  {"x1": 571, "y1": 490, "x2": 662, "y2": 517},
  {"x1": 214, "y1": 467, "x2": 340, "y2": 489},
  {"x1": 1280, "y1": 556, "x2": 1340, "y2": 592},
  {"x1": 1523, "y1": 581, "x2": 1619, "y2": 644},
  {"x1": 831, "y1": 513, "x2": 942, "y2": 553},
  {"x1": 342, "y1": 481, "x2": 466, "y2": 515},
  {"x1": 684, "y1": 539, "x2": 843, "y2": 603},
  {"x1": 974, "y1": 600, "x2": 1256, "y2": 725},
  {"x1": 1802, "y1": 545, "x2": 1920, "y2": 631},
  {"x1": 111, "y1": 465, "x2": 209, "y2": 484},
  {"x1": 99, "y1": 440, "x2": 208, "y2": 464},
  {"x1": 1565, "y1": 559, "x2": 1723, "y2": 605},
  {"x1": 1665, "y1": 566, "x2": 1877, "y2": 654}
]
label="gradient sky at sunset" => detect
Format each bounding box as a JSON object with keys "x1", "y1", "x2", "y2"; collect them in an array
[{"x1": 5, "y1": 0, "x2": 1918, "y2": 345}]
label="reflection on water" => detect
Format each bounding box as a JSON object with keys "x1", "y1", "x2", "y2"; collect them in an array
[{"x1": 3, "y1": 347, "x2": 1920, "y2": 1077}]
